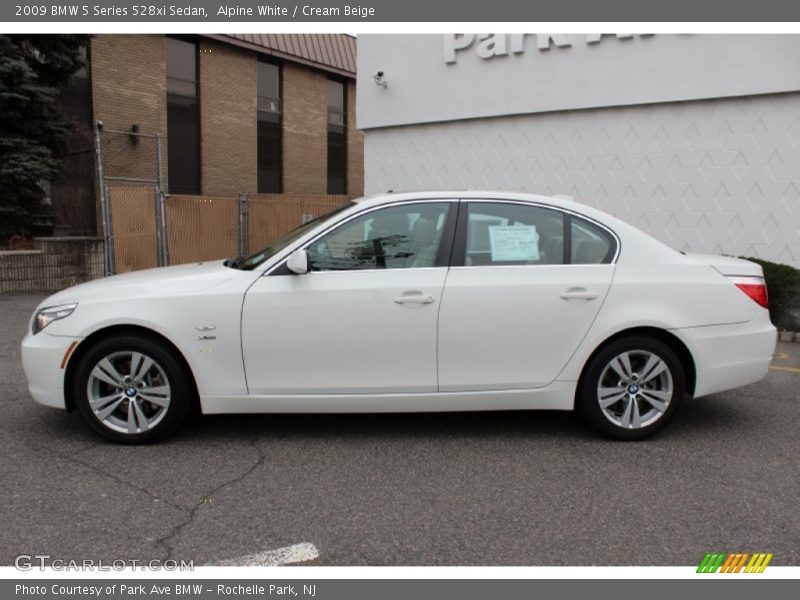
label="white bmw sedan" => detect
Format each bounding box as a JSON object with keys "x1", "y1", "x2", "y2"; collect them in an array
[{"x1": 21, "y1": 192, "x2": 777, "y2": 443}]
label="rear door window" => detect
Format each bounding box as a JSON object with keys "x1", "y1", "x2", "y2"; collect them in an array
[
  {"x1": 570, "y1": 217, "x2": 616, "y2": 264},
  {"x1": 462, "y1": 202, "x2": 565, "y2": 266},
  {"x1": 457, "y1": 201, "x2": 617, "y2": 266}
]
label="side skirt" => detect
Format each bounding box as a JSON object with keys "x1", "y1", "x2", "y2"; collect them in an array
[{"x1": 200, "y1": 381, "x2": 577, "y2": 414}]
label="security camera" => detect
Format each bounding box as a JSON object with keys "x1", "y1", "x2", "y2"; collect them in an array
[{"x1": 373, "y1": 71, "x2": 388, "y2": 88}]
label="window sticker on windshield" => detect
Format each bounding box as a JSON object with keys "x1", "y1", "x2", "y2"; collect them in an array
[{"x1": 488, "y1": 225, "x2": 540, "y2": 261}]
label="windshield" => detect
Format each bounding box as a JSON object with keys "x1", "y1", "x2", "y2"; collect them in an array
[{"x1": 236, "y1": 203, "x2": 354, "y2": 270}]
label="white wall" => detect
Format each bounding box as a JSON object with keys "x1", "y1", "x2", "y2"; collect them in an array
[
  {"x1": 358, "y1": 34, "x2": 800, "y2": 129},
  {"x1": 365, "y1": 92, "x2": 800, "y2": 266}
]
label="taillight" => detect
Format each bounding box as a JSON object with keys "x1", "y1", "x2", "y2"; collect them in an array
[{"x1": 728, "y1": 276, "x2": 769, "y2": 309}]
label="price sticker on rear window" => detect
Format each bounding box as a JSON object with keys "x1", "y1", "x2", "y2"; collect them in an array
[{"x1": 488, "y1": 225, "x2": 540, "y2": 261}]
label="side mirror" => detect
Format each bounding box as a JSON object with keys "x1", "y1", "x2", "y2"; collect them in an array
[{"x1": 287, "y1": 249, "x2": 309, "y2": 274}]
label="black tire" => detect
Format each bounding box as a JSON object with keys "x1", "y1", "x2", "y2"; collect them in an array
[
  {"x1": 576, "y1": 336, "x2": 685, "y2": 440},
  {"x1": 72, "y1": 334, "x2": 194, "y2": 444}
]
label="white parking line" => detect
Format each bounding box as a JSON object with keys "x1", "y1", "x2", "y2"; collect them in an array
[{"x1": 215, "y1": 542, "x2": 319, "y2": 566}]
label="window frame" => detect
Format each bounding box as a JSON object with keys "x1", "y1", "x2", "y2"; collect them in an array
[
  {"x1": 268, "y1": 199, "x2": 460, "y2": 276},
  {"x1": 450, "y1": 200, "x2": 620, "y2": 268}
]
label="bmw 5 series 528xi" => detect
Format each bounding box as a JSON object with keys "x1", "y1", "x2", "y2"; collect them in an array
[{"x1": 21, "y1": 192, "x2": 777, "y2": 443}]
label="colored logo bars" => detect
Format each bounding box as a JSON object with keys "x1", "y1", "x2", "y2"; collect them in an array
[{"x1": 697, "y1": 552, "x2": 773, "y2": 573}]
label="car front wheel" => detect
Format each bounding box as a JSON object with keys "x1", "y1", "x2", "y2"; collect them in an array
[
  {"x1": 72, "y1": 334, "x2": 193, "y2": 444},
  {"x1": 577, "y1": 336, "x2": 685, "y2": 440}
]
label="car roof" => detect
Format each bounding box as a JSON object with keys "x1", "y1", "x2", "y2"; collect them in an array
[{"x1": 353, "y1": 190, "x2": 591, "y2": 215}]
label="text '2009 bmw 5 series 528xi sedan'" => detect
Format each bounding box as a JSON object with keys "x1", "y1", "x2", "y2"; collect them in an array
[{"x1": 21, "y1": 191, "x2": 777, "y2": 443}]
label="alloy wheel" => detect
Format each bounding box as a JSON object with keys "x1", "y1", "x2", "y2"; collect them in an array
[
  {"x1": 86, "y1": 351, "x2": 172, "y2": 434},
  {"x1": 596, "y1": 350, "x2": 674, "y2": 429}
]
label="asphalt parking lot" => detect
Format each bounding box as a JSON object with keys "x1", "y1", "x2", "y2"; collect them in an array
[{"x1": 1, "y1": 293, "x2": 798, "y2": 567}]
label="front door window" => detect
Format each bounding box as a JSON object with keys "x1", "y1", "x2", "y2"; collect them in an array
[{"x1": 306, "y1": 203, "x2": 451, "y2": 271}]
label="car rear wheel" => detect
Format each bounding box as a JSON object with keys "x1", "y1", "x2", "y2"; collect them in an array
[
  {"x1": 72, "y1": 334, "x2": 193, "y2": 444},
  {"x1": 577, "y1": 336, "x2": 685, "y2": 440}
]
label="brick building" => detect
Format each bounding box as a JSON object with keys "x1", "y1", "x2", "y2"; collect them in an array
[{"x1": 52, "y1": 33, "x2": 363, "y2": 236}]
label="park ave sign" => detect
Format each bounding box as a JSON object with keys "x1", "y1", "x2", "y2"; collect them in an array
[{"x1": 444, "y1": 33, "x2": 654, "y2": 63}]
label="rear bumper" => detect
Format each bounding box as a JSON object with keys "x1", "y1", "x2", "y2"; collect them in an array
[
  {"x1": 21, "y1": 332, "x2": 80, "y2": 410},
  {"x1": 673, "y1": 311, "x2": 777, "y2": 398}
]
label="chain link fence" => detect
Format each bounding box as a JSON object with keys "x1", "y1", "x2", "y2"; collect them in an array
[
  {"x1": 165, "y1": 195, "x2": 240, "y2": 265},
  {"x1": 164, "y1": 193, "x2": 352, "y2": 265},
  {"x1": 95, "y1": 120, "x2": 164, "y2": 275},
  {"x1": 247, "y1": 194, "x2": 352, "y2": 256},
  {"x1": 95, "y1": 121, "x2": 353, "y2": 273},
  {"x1": 106, "y1": 186, "x2": 160, "y2": 273}
]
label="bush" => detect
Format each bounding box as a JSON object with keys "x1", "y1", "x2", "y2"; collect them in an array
[{"x1": 741, "y1": 257, "x2": 800, "y2": 331}]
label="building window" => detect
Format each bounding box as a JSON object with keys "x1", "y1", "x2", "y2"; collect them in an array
[
  {"x1": 257, "y1": 60, "x2": 281, "y2": 194},
  {"x1": 327, "y1": 79, "x2": 346, "y2": 195},
  {"x1": 166, "y1": 37, "x2": 199, "y2": 195}
]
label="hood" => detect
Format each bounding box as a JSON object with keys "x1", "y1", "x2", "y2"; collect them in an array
[
  {"x1": 682, "y1": 253, "x2": 764, "y2": 277},
  {"x1": 41, "y1": 261, "x2": 244, "y2": 306}
]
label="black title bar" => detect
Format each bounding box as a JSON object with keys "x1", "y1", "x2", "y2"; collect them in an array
[{"x1": 5, "y1": 0, "x2": 800, "y2": 22}]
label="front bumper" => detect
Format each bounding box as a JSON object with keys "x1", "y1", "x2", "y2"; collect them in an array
[{"x1": 21, "y1": 331, "x2": 82, "y2": 409}]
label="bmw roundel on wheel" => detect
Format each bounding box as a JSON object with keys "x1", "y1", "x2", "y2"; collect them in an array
[{"x1": 21, "y1": 192, "x2": 777, "y2": 443}]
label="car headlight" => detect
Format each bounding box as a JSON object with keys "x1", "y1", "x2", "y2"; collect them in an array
[{"x1": 32, "y1": 303, "x2": 78, "y2": 335}]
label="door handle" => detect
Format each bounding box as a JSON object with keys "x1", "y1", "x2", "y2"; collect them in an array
[
  {"x1": 560, "y1": 287, "x2": 599, "y2": 301},
  {"x1": 394, "y1": 292, "x2": 436, "y2": 305}
]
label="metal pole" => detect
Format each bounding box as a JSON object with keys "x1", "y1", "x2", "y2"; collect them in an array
[
  {"x1": 152, "y1": 134, "x2": 170, "y2": 267},
  {"x1": 237, "y1": 194, "x2": 243, "y2": 257},
  {"x1": 243, "y1": 192, "x2": 249, "y2": 256},
  {"x1": 238, "y1": 192, "x2": 249, "y2": 257},
  {"x1": 94, "y1": 120, "x2": 113, "y2": 276},
  {"x1": 155, "y1": 133, "x2": 164, "y2": 195},
  {"x1": 153, "y1": 187, "x2": 163, "y2": 267},
  {"x1": 154, "y1": 134, "x2": 169, "y2": 266},
  {"x1": 105, "y1": 185, "x2": 116, "y2": 274},
  {"x1": 159, "y1": 191, "x2": 169, "y2": 266}
]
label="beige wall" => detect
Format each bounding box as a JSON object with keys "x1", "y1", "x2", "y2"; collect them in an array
[
  {"x1": 91, "y1": 34, "x2": 167, "y2": 136},
  {"x1": 198, "y1": 38, "x2": 258, "y2": 196},
  {"x1": 281, "y1": 61, "x2": 328, "y2": 194},
  {"x1": 91, "y1": 34, "x2": 167, "y2": 187}
]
